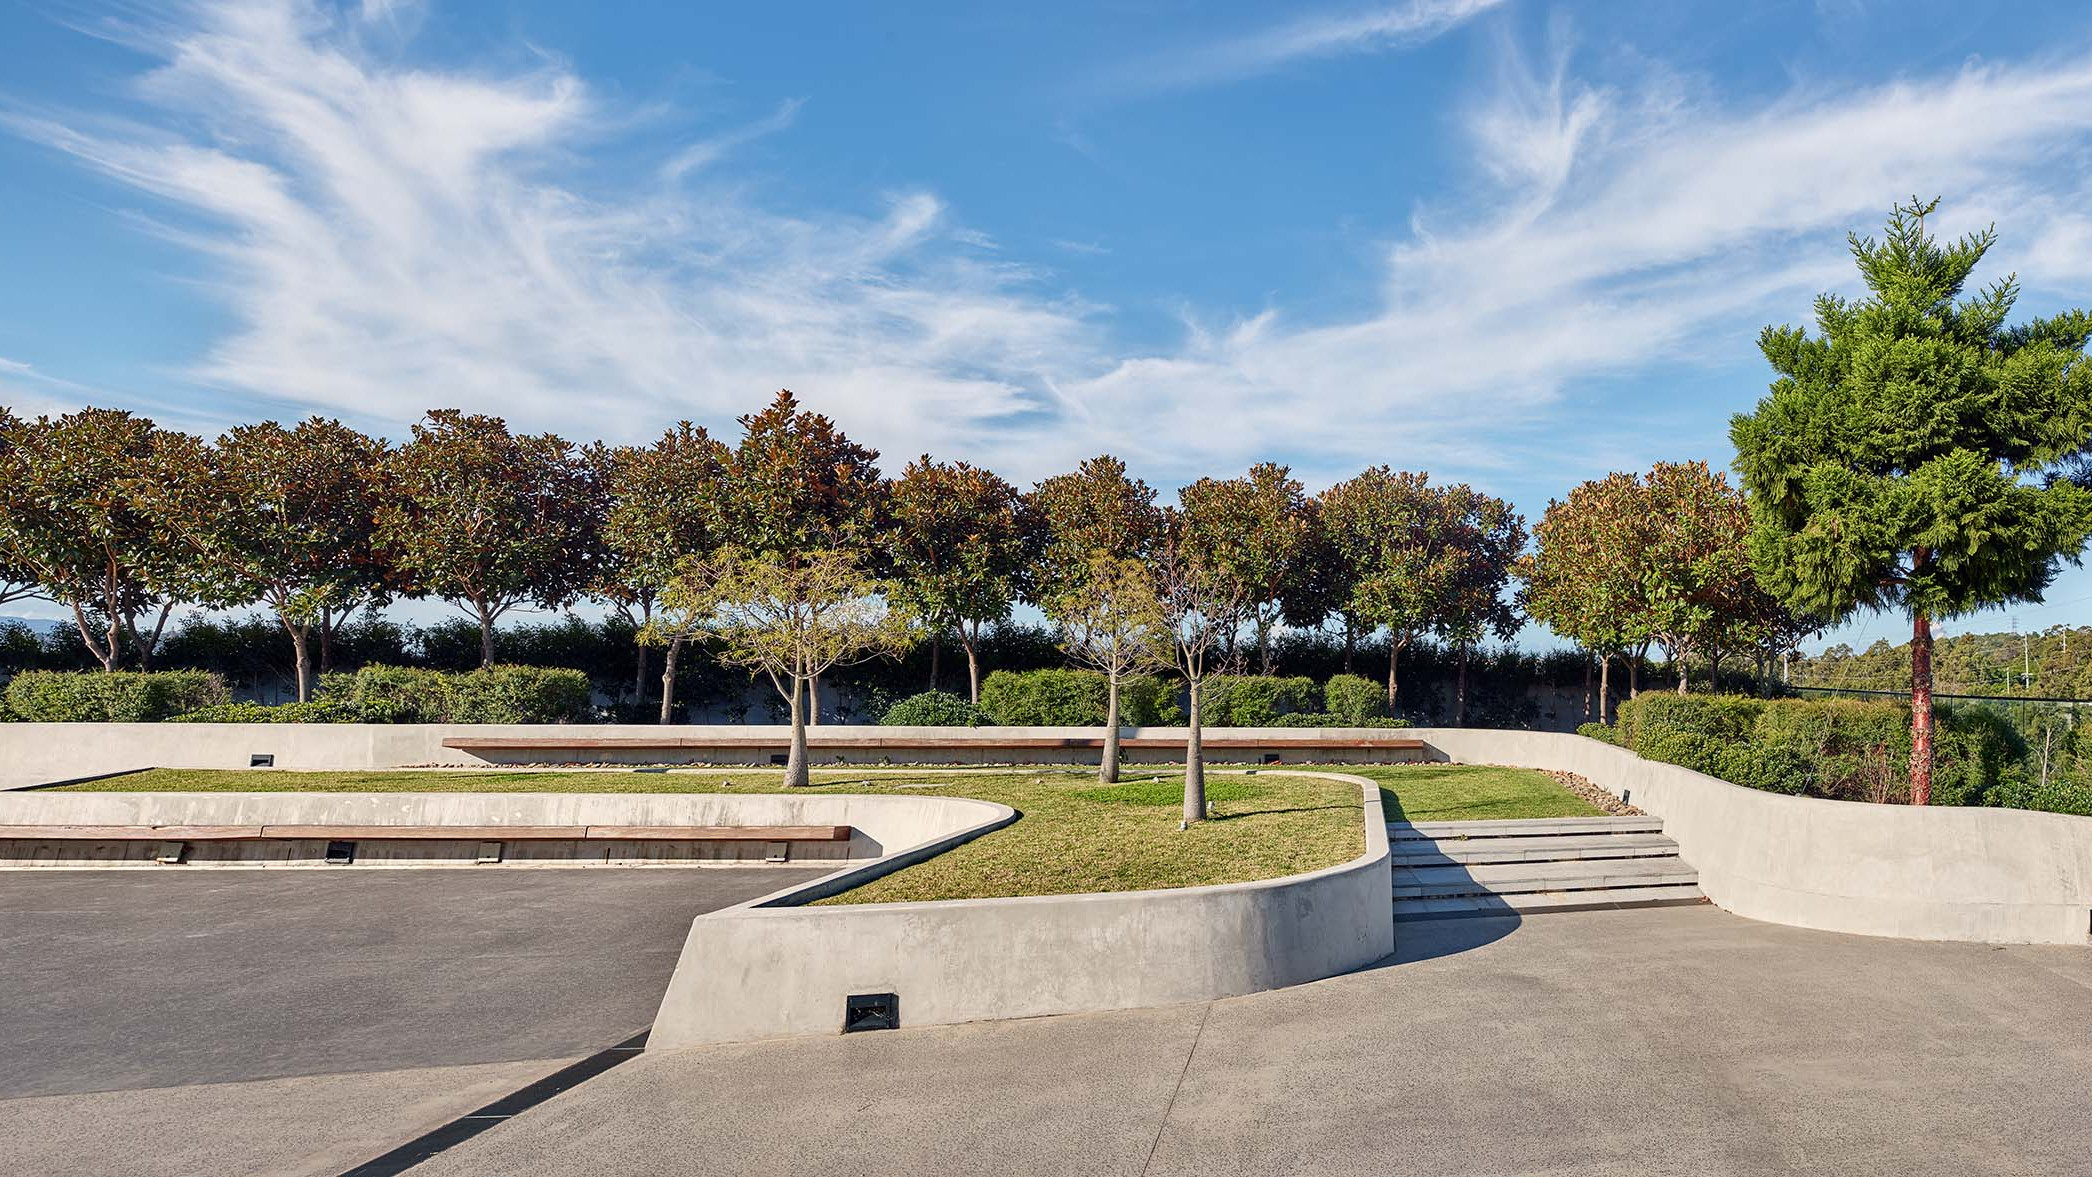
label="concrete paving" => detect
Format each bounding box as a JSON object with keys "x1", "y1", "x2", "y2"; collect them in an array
[
  {"x1": 415, "y1": 905, "x2": 2092, "y2": 1177},
  {"x1": 0, "y1": 866, "x2": 825, "y2": 1175}
]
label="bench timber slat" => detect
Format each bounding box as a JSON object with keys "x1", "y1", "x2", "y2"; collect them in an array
[
  {"x1": 439, "y1": 734, "x2": 1425, "y2": 752},
  {"x1": 0, "y1": 824, "x2": 853, "y2": 843}
]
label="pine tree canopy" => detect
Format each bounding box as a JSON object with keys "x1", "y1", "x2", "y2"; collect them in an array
[{"x1": 1732, "y1": 198, "x2": 2092, "y2": 623}]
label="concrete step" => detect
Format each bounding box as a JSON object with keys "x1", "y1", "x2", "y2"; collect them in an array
[
  {"x1": 1392, "y1": 884, "x2": 1707, "y2": 920},
  {"x1": 1391, "y1": 856, "x2": 1698, "y2": 899},
  {"x1": 1389, "y1": 831, "x2": 1680, "y2": 866},
  {"x1": 1388, "y1": 816, "x2": 1662, "y2": 841}
]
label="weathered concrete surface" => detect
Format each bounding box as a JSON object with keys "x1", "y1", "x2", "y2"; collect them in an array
[
  {"x1": 418, "y1": 905, "x2": 2092, "y2": 1177},
  {"x1": 0, "y1": 1057, "x2": 575, "y2": 1177},
  {"x1": 0, "y1": 867, "x2": 823, "y2": 1097},
  {"x1": 648, "y1": 771, "x2": 1389, "y2": 1047},
  {"x1": 1411, "y1": 728, "x2": 2092, "y2": 944}
]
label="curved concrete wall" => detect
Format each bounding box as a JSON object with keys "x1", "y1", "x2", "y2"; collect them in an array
[
  {"x1": 0, "y1": 723, "x2": 1421, "y2": 788},
  {"x1": 1410, "y1": 728, "x2": 2092, "y2": 945},
  {"x1": 0, "y1": 790, "x2": 1007, "y2": 871},
  {"x1": 649, "y1": 771, "x2": 1392, "y2": 1048}
]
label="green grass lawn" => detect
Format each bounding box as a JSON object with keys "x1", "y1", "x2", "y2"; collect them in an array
[{"x1": 60, "y1": 762, "x2": 1594, "y2": 901}]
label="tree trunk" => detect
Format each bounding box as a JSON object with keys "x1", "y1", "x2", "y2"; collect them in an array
[
  {"x1": 808, "y1": 673, "x2": 821, "y2": 725},
  {"x1": 633, "y1": 642, "x2": 649, "y2": 709},
  {"x1": 72, "y1": 600, "x2": 118, "y2": 673},
  {"x1": 1385, "y1": 638, "x2": 1404, "y2": 714},
  {"x1": 784, "y1": 673, "x2": 811, "y2": 788},
  {"x1": 1910, "y1": 611, "x2": 1934, "y2": 806},
  {"x1": 929, "y1": 632, "x2": 941, "y2": 692},
  {"x1": 1342, "y1": 619, "x2": 1356, "y2": 674},
  {"x1": 288, "y1": 622, "x2": 313, "y2": 703},
  {"x1": 1582, "y1": 653, "x2": 1592, "y2": 722},
  {"x1": 319, "y1": 606, "x2": 337, "y2": 674},
  {"x1": 1455, "y1": 643, "x2": 1470, "y2": 725},
  {"x1": 1256, "y1": 613, "x2": 1274, "y2": 676},
  {"x1": 1676, "y1": 653, "x2": 1689, "y2": 695},
  {"x1": 1598, "y1": 654, "x2": 1612, "y2": 726},
  {"x1": 961, "y1": 625, "x2": 983, "y2": 705},
  {"x1": 1181, "y1": 676, "x2": 1206, "y2": 826},
  {"x1": 658, "y1": 637, "x2": 682, "y2": 725},
  {"x1": 131, "y1": 601, "x2": 173, "y2": 671},
  {"x1": 477, "y1": 603, "x2": 497, "y2": 670},
  {"x1": 1629, "y1": 641, "x2": 1646, "y2": 698},
  {"x1": 1100, "y1": 673, "x2": 1122, "y2": 784}
]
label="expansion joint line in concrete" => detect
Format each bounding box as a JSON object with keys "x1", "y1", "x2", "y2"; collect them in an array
[{"x1": 1140, "y1": 1002, "x2": 1212, "y2": 1176}]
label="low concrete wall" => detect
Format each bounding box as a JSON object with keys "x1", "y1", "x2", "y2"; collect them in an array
[
  {"x1": 1410, "y1": 728, "x2": 2092, "y2": 945},
  {"x1": 0, "y1": 790, "x2": 1006, "y2": 870},
  {"x1": 0, "y1": 723, "x2": 1422, "y2": 788},
  {"x1": 649, "y1": 771, "x2": 1392, "y2": 1048}
]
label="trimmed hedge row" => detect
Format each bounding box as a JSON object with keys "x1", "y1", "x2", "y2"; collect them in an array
[
  {"x1": 315, "y1": 665, "x2": 593, "y2": 724},
  {"x1": 5, "y1": 670, "x2": 228, "y2": 722},
  {"x1": 1599, "y1": 693, "x2": 2023, "y2": 806},
  {"x1": 880, "y1": 690, "x2": 992, "y2": 726},
  {"x1": 889, "y1": 670, "x2": 1403, "y2": 728}
]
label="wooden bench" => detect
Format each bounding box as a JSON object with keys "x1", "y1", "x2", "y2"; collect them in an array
[
  {"x1": 441, "y1": 734, "x2": 1426, "y2": 754},
  {"x1": 0, "y1": 824, "x2": 852, "y2": 843}
]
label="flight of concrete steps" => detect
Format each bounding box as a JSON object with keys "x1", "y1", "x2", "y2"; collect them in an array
[{"x1": 1389, "y1": 815, "x2": 1705, "y2": 920}]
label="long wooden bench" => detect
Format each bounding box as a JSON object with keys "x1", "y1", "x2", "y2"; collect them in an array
[
  {"x1": 0, "y1": 823, "x2": 852, "y2": 843},
  {"x1": 441, "y1": 734, "x2": 1425, "y2": 753}
]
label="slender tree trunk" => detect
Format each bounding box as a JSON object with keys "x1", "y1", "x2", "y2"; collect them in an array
[
  {"x1": 961, "y1": 625, "x2": 982, "y2": 705},
  {"x1": 1598, "y1": 654, "x2": 1612, "y2": 725},
  {"x1": 1182, "y1": 676, "x2": 1206, "y2": 826},
  {"x1": 1385, "y1": 637, "x2": 1405, "y2": 714},
  {"x1": 928, "y1": 632, "x2": 941, "y2": 692},
  {"x1": 130, "y1": 601, "x2": 173, "y2": 671},
  {"x1": 1911, "y1": 611, "x2": 1935, "y2": 806},
  {"x1": 71, "y1": 600, "x2": 117, "y2": 673},
  {"x1": 1256, "y1": 613, "x2": 1274, "y2": 676},
  {"x1": 476, "y1": 602, "x2": 496, "y2": 669},
  {"x1": 634, "y1": 643, "x2": 649, "y2": 709},
  {"x1": 1582, "y1": 652, "x2": 1593, "y2": 722},
  {"x1": 1630, "y1": 641, "x2": 1647, "y2": 698},
  {"x1": 784, "y1": 672, "x2": 811, "y2": 788},
  {"x1": 319, "y1": 605, "x2": 337, "y2": 674},
  {"x1": 1100, "y1": 672, "x2": 1122, "y2": 784},
  {"x1": 288, "y1": 622, "x2": 314, "y2": 703},
  {"x1": 1676, "y1": 650, "x2": 1689, "y2": 695},
  {"x1": 658, "y1": 637, "x2": 682, "y2": 725},
  {"x1": 1342, "y1": 618, "x2": 1356, "y2": 674},
  {"x1": 808, "y1": 673, "x2": 821, "y2": 725}
]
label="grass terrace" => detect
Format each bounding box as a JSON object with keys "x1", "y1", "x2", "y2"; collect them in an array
[{"x1": 60, "y1": 763, "x2": 1600, "y2": 903}]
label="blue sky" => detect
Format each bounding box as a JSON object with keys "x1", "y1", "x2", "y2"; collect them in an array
[{"x1": 5, "y1": 0, "x2": 2092, "y2": 650}]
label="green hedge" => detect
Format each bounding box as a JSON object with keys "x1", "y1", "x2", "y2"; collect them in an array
[
  {"x1": 1265, "y1": 712, "x2": 1411, "y2": 729},
  {"x1": 1321, "y1": 673, "x2": 1389, "y2": 725},
  {"x1": 1200, "y1": 675, "x2": 1319, "y2": 726},
  {"x1": 5, "y1": 670, "x2": 229, "y2": 722},
  {"x1": 170, "y1": 700, "x2": 365, "y2": 724},
  {"x1": 320, "y1": 664, "x2": 592, "y2": 724},
  {"x1": 880, "y1": 690, "x2": 991, "y2": 726},
  {"x1": 977, "y1": 669, "x2": 1183, "y2": 726},
  {"x1": 1607, "y1": 693, "x2": 2023, "y2": 805}
]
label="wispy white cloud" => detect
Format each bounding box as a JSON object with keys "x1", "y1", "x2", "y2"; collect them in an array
[
  {"x1": 1089, "y1": 0, "x2": 1507, "y2": 98},
  {"x1": 12, "y1": 2, "x2": 2092, "y2": 500},
  {"x1": 660, "y1": 96, "x2": 803, "y2": 182}
]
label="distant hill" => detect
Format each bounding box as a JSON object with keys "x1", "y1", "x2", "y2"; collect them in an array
[
  {"x1": 0, "y1": 616, "x2": 66, "y2": 637},
  {"x1": 1794, "y1": 625, "x2": 2092, "y2": 698}
]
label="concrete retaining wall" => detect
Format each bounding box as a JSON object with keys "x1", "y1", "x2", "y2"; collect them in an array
[
  {"x1": 648, "y1": 771, "x2": 1391, "y2": 1048},
  {"x1": 0, "y1": 790, "x2": 1006, "y2": 870},
  {"x1": 1409, "y1": 728, "x2": 2092, "y2": 945},
  {"x1": 0, "y1": 723, "x2": 1422, "y2": 788}
]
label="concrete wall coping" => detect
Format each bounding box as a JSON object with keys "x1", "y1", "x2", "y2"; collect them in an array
[{"x1": 647, "y1": 770, "x2": 1392, "y2": 1047}]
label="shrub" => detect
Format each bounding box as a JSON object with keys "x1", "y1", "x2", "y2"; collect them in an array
[
  {"x1": 1576, "y1": 722, "x2": 1617, "y2": 745},
  {"x1": 1200, "y1": 675, "x2": 1319, "y2": 726},
  {"x1": 1265, "y1": 711, "x2": 1411, "y2": 728},
  {"x1": 321, "y1": 664, "x2": 591, "y2": 724},
  {"x1": 978, "y1": 669, "x2": 1183, "y2": 726},
  {"x1": 170, "y1": 700, "x2": 364, "y2": 724},
  {"x1": 881, "y1": 690, "x2": 991, "y2": 726},
  {"x1": 4, "y1": 670, "x2": 229, "y2": 722},
  {"x1": 1322, "y1": 673, "x2": 1388, "y2": 725}
]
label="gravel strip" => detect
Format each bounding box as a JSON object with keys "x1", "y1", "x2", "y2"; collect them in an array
[{"x1": 1543, "y1": 768, "x2": 1642, "y2": 815}]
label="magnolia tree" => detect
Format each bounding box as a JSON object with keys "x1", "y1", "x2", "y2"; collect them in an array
[
  {"x1": 718, "y1": 391, "x2": 888, "y2": 722},
  {"x1": 1520, "y1": 472, "x2": 1654, "y2": 722},
  {"x1": 1154, "y1": 508, "x2": 1253, "y2": 826},
  {"x1": 886, "y1": 457, "x2": 1035, "y2": 703},
  {"x1": 655, "y1": 547, "x2": 913, "y2": 787},
  {"x1": 1026, "y1": 454, "x2": 1161, "y2": 607},
  {"x1": 373, "y1": 410, "x2": 604, "y2": 669},
  {"x1": 1046, "y1": 552, "x2": 1170, "y2": 783},
  {"x1": 0, "y1": 408, "x2": 42, "y2": 610},
  {"x1": 599, "y1": 423, "x2": 730, "y2": 721},
  {"x1": 149, "y1": 419, "x2": 386, "y2": 701},
  {"x1": 1431, "y1": 486, "x2": 1526, "y2": 724},
  {"x1": 1734, "y1": 200, "x2": 2092, "y2": 804},
  {"x1": 1637, "y1": 461, "x2": 1762, "y2": 695},
  {"x1": 1177, "y1": 462, "x2": 1314, "y2": 674},
  {"x1": 0, "y1": 408, "x2": 194, "y2": 671}
]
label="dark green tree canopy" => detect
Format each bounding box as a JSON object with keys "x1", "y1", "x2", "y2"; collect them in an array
[
  {"x1": 1733, "y1": 199, "x2": 2092, "y2": 622},
  {"x1": 719, "y1": 390, "x2": 887, "y2": 562}
]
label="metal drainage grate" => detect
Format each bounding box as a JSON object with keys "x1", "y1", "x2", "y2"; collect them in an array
[
  {"x1": 251, "y1": 754, "x2": 275, "y2": 767},
  {"x1": 843, "y1": 992, "x2": 899, "y2": 1033},
  {"x1": 325, "y1": 840, "x2": 357, "y2": 865},
  {"x1": 770, "y1": 753, "x2": 789, "y2": 766}
]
